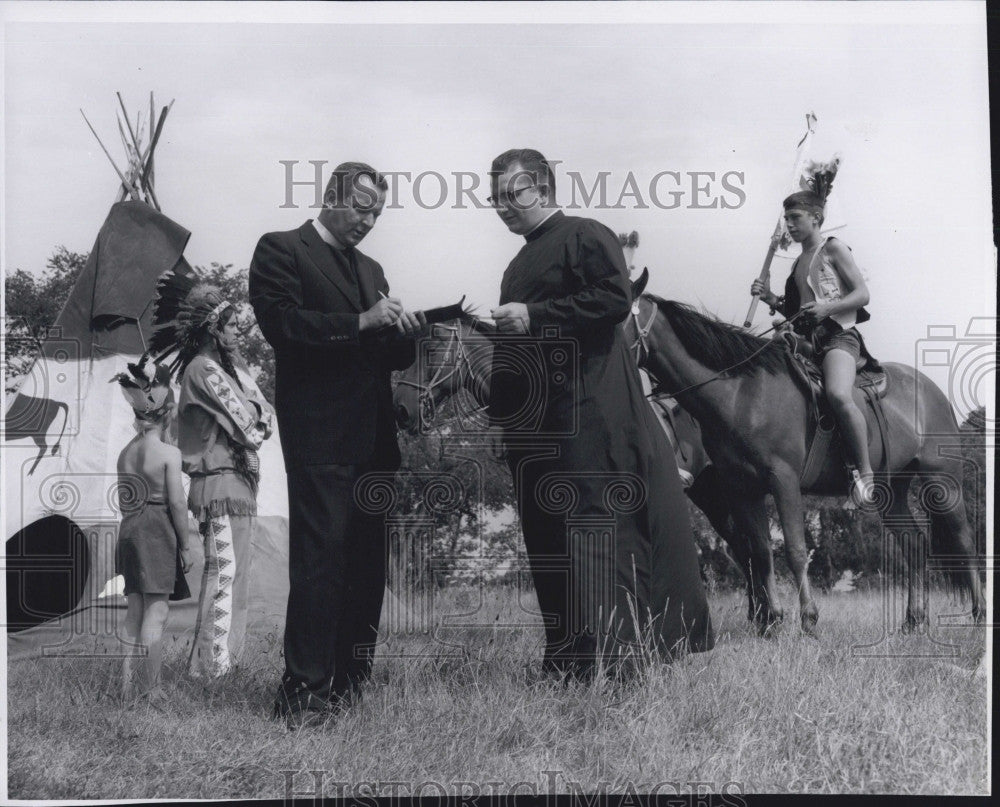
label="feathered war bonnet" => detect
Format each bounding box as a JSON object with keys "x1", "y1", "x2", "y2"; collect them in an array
[
  {"x1": 146, "y1": 264, "x2": 260, "y2": 492},
  {"x1": 148, "y1": 264, "x2": 236, "y2": 378}
]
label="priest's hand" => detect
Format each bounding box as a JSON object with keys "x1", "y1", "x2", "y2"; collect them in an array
[{"x1": 491, "y1": 303, "x2": 530, "y2": 334}]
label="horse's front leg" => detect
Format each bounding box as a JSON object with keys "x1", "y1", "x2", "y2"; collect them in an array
[{"x1": 768, "y1": 466, "x2": 818, "y2": 634}]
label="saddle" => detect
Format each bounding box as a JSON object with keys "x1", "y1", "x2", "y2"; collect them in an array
[
  {"x1": 779, "y1": 330, "x2": 891, "y2": 488},
  {"x1": 781, "y1": 330, "x2": 888, "y2": 398}
]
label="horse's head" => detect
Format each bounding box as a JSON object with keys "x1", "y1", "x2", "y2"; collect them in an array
[{"x1": 393, "y1": 320, "x2": 492, "y2": 434}]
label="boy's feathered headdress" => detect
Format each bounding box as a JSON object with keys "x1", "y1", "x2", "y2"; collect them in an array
[
  {"x1": 804, "y1": 154, "x2": 840, "y2": 202},
  {"x1": 110, "y1": 353, "x2": 174, "y2": 420},
  {"x1": 779, "y1": 154, "x2": 841, "y2": 250},
  {"x1": 783, "y1": 154, "x2": 841, "y2": 215}
]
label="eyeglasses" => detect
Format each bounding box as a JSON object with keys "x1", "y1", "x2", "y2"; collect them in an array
[{"x1": 487, "y1": 182, "x2": 538, "y2": 209}]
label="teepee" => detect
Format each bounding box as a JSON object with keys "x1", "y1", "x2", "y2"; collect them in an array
[{"x1": 3, "y1": 96, "x2": 294, "y2": 658}]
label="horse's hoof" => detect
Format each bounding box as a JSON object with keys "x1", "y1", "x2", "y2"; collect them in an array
[{"x1": 800, "y1": 610, "x2": 819, "y2": 636}]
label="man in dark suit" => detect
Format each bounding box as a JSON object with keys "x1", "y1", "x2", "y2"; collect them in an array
[{"x1": 249, "y1": 162, "x2": 423, "y2": 723}]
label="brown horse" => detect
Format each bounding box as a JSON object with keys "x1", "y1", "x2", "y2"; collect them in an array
[
  {"x1": 393, "y1": 322, "x2": 494, "y2": 435},
  {"x1": 622, "y1": 275, "x2": 985, "y2": 632},
  {"x1": 392, "y1": 319, "x2": 767, "y2": 623}
]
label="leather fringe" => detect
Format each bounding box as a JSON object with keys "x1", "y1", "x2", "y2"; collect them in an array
[{"x1": 190, "y1": 497, "x2": 257, "y2": 521}]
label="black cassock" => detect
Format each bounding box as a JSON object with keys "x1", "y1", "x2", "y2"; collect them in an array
[{"x1": 490, "y1": 211, "x2": 713, "y2": 676}]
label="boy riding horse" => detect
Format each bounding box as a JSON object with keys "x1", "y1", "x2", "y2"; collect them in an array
[{"x1": 752, "y1": 189, "x2": 876, "y2": 508}]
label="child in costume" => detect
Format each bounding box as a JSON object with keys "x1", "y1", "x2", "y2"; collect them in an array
[
  {"x1": 752, "y1": 160, "x2": 876, "y2": 507},
  {"x1": 151, "y1": 272, "x2": 275, "y2": 678},
  {"x1": 113, "y1": 357, "x2": 192, "y2": 700}
]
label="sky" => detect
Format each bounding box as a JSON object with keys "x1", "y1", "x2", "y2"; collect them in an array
[{"x1": 2, "y1": 2, "x2": 994, "y2": 417}]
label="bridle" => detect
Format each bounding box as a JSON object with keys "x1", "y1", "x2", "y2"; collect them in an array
[
  {"x1": 627, "y1": 298, "x2": 658, "y2": 369},
  {"x1": 395, "y1": 324, "x2": 484, "y2": 430}
]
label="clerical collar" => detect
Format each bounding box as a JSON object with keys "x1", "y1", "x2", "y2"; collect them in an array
[
  {"x1": 524, "y1": 208, "x2": 562, "y2": 242},
  {"x1": 312, "y1": 217, "x2": 346, "y2": 250}
]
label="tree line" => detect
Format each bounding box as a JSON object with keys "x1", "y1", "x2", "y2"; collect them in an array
[{"x1": 5, "y1": 250, "x2": 987, "y2": 592}]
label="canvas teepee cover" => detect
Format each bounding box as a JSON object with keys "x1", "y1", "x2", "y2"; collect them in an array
[{"x1": 4, "y1": 201, "x2": 291, "y2": 657}]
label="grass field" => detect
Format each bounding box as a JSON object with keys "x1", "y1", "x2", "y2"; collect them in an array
[{"x1": 6, "y1": 585, "x2": 989, "y2": 799}]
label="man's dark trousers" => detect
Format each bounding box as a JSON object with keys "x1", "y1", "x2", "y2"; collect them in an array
[{"x1": 276, "y1": 429, "x2": 399, "y2": 716}]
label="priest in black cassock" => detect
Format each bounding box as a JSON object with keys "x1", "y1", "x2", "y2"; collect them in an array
[{"x1": 488, "y1": 149, "x2": 714, "y2": 678}]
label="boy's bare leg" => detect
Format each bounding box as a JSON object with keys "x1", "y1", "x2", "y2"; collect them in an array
[
  {"x1": 121, "y1": 593, "x2": 143, "y2": 700},
  {"x1": 139, "y1": 594, "x2": 170, "y2": 695},
  {"x1": 823, "y1": 348, "x2": 875, "y2": 504}
]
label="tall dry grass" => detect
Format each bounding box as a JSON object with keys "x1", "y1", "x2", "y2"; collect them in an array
[{"x1": 6, "y1": 585, "x2": 988, "y2": 799}]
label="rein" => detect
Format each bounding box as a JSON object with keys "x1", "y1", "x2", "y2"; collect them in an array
[{"x1": 627, "y1": 297, "x2": 806, "y2": 399}]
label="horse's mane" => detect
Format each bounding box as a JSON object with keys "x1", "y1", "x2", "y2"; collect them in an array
[{"x1": 645, "y1": 295, "x2": 789, "y2": 376}]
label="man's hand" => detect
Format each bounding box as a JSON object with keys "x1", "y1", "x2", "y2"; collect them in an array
[
  {"x1": 491, "y1": 302, "x2": 531, "y2": 334},
  {"x1": 360, "y1": 297, "x2": 404, "y2": 332}
]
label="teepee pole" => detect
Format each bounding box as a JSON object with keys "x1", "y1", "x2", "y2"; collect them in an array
[
  {"x1": 148, "y1": 92, "x2": 156, "y2": 193},
  {"x1": 80, "y1": 109, "x2": 141, "y2": 201},
  {"x1": 139, "y1": 101, "x2": 172, "y2": 210},
  {"x1": 116, "y1": 93, "x2": 146, "y2": 198}
]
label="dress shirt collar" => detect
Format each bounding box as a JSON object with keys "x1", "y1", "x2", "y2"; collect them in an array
[{"x1": 312, "y1": 217, "x2": 345, "y2": 250}]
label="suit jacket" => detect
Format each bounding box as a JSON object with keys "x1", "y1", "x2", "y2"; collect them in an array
[{"x1": 249, "y1": 221, "x2": 415, "y2": 467}]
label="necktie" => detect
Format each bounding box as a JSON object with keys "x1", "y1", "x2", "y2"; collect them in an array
[{"x1": 349, "y1": 249, "x2": 377, "y2": 309}]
